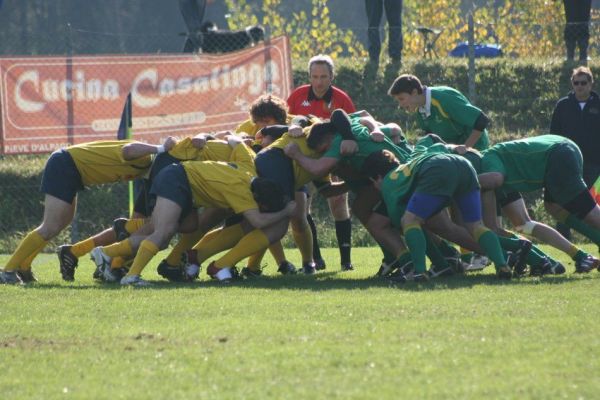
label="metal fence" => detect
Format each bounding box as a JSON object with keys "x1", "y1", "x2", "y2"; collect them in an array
[{"x1": 0, "y1": 20, "x2": 597, "y2": 252}]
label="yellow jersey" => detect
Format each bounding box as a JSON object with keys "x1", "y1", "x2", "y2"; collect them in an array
[
  {"x1": 181, "y1": 161, "x2": 258, "y2": 214},
  {"x1": 66, "y1": 140, "x2": 152, "y2": 186},
  {"x1": 267, "y1": 133, "x2": 330, "y2": 189}
]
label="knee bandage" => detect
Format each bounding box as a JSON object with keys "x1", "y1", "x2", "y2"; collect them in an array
[{"x1": 514, "y1": 221, "x2": 536, "y2": 235}]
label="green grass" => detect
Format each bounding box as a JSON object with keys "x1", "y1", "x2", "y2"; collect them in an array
[{"x1": 1, "y1": 246, "x2": 600, "y2": 399}]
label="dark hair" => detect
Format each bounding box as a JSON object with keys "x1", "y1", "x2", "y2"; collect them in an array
[
  {"x1": 361, "y1": 150, "x2": 400, "y2": 180},
  {"x1": 249, "y1": 94, "x2": 288, "y2": 125},
  {"x1": 251, "y1": 177, "x2": 288, "y2": 212},
  {"x1": 258, "y1": 125, "x2": 288, "y2": 140},
  {"x1": 306, "y1": 122, "x2": 336, "y2": 149},
  {"x1": 387, "y1": 74, "x2": 424, "y2": 96}
]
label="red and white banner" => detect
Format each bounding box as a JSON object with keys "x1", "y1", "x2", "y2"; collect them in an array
[{"x1": 0, "y1": 36, "x2": 292, "y2": 154}]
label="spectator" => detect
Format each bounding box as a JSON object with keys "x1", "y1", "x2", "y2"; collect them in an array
[
  {"x1": 563, "y1": 0, "x2": 591, "y2": 62},
  {"x1": 287, "y1": 54, "x2": 356, "y2": 272},
  {"x1": 365, "y1": 0, "x2": 403, "y2": 64},
  {"x1": 550, "y1": 66, "x2": 600, "y2": 240}
]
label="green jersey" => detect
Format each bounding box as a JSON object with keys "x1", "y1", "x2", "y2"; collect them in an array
[
  {"x1": 481, "y1": 134, "x2": 571, "y2": 193},
  {"x1": 323, "y1": 115, "x2": 412, "y2": 171},
  {"x1": 417, "y1": 86, "x2": 489, "y2": 150}
]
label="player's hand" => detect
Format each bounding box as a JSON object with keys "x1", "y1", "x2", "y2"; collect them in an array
[
  {"x1": 191, "y1": 135, "x2": 208, "y2": 149},
  {"x1": 226, "y1": 135, "x2": 244, "y2": 148},
  {"x1": 370, "y1": 130, "x2": 385, "y2": 142},
  {"x1": 163, "y1": 136, "x2": 177, "y2": 152},
  {"x1": 287, "y1": 125, "x2": 304, "y2": 138},
  {"x1": 340, "y1": 140, "x2": 358, "y2": 156},
  {"x1": 283, "y1": 142, "x2": 301, "y2": 158},
  {"x1": 454, "y1": 145, "x2": 467, "y2": 155}
]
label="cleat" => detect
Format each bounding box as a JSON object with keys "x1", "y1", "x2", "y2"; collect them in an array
[
  {"x1": 57, "y1": 245, "x2": 78, "y2": 281},
  {"x1": 428, "y1": 264, "x2": 454, "y2": 278},
  {"x1": 113, "y1": 218, "x2": 130, "y2": 241},
  {"x1": 413, "y1": 272, "x2": 430, "y2": 282},
  {"x1": 207, "y1": 261, "x2": 239, "y2": 283},
  {"x1": 277, "y1": 261, "x2": 297, "y2": 275},
  {"x1": 544, "y1": 260, "x2": 566, "y2": 275},
  {"x1": 120, "y1": 274, "x2": 151, "y2": 287},
  {"x1": 376, "y1": 258, "x2": 409, "y2": 277},
  {"x1": 184, "y1": 263, "x2": 200, "y2": 281},
  {"x1": 507, "y1": 240, "x2": 532, "y2": 277},
  {"x1": 444, "y1": 256, "x2": 468, "y2": 274},
  {"x1": 496, "y1": 265, "x2": 513, "y2": 280},
  {"x1": 17, "y1": 270, "x2": 37, "y2": 283},
  {"x1": 341, "y1": 262, "x2": 354, "y2": 271},
  {"x1": 157, "y1": 260, "x2": 187, "y2": 282},
  {"x1": 575, "y1": 254, "x2": 600, "y2": 273},
  {"x1": 90, "y1": 247, "x2": 117, "y2": 283},
  {"x1": 0, "y1": 270, "x2": 24, "y2": 285},
  {"x1": 302, "y1": 261, "x2": 316, "y2": 275},
  {"x1": 469, "y1": 254, "x2": 491, "y2": 269},
  {"x1": 241, "y1": 267, "x2": 262, "y2": 278},
  {"x1": 315, "y1": 258, "x2": 326, "y2": 271},
  {"x1": 388, "y1": 270, "x2": 428, "y2": 283}
]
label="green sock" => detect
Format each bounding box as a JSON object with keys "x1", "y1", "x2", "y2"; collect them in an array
[
  {"x1": 563, "y1": 214, "x2": 600, "y2": 247},
  {"x1": 437, "y1": 240, "x2": 460, "y2": 258},
  {"x1": 404, "y1": 224, "x2": 428, "y2": 273},
  {"x1": 527, "y1": 243, "x2": 551, "y2": 267},
  {"x1": 475, "y1": 228, "x2": 506, "y2": 269},
  {"x1": 497, "y1": 236, "x2": 523, "y2": 252}
]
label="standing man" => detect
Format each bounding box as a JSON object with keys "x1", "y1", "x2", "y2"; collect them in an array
[
  {"x1": 550, "y1": 66, "x2": 600, "y2": 240},
  {"x1": 365, "y1": 0, "x2": 403, "y2": 65},
  {"x1": 562, "y1": 0, "x2": 591, "y2": 62},
  {"x1": 287, "y1": 54, "x2": 356, "y2": 271}
]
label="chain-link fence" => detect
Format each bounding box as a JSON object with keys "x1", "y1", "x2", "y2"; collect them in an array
[{"x1": 1, "y1": 17, "x2": 598, "y2": 252}]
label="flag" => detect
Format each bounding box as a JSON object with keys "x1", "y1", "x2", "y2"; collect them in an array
[
  {"x1": 117, "y1": 93, "x2": 132, "y2": 140},
  {"x1": 117, "y1": 93, "x2": 135, "y2": 215}
]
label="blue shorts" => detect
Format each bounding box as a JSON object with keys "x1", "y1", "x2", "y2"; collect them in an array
[
  {"x1": 149, "y1": 164, "x2": 193, "y2": 221},
  {"x1": 406, "y1": 190, "x2": 482, "y2": 223},
  {"x1": 255, "y1": 148, "x2": 295, "y2": 199},
  {"x1": 40, "y1": 149, "x2": 83, "y2": 204},
  {"x1": 134, "y1": 153, "x2": 181, "y2": 216}
]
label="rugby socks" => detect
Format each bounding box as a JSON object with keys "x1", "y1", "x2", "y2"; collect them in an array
[
  {"x1": 269, "y1": 241, "x2": 287, "y2": 265},
  {"x1": 403, "y1": 224, "x2": 428, "y2": 273},
  {"x1": 127, "y1": 240, "x2": 159, "y2": 276},
  {"x1": 215, "y1": 229, "x2": 270, "y2": 268},
  {"x1": 246, "y1": 249, "x2": 267, "y2": 271},
  {"x1": 335, "y1": 219, "x2": 352, "y2": 265},
  {"x1": 193, "y1": 224, "x2": 245, "y2": 264},
  {"x1": 125, "y1": 218, "x2": 146, "y2": 234},
  {"x1": 19, "y1": 241, "x2": 47, "y2": 270},
  {"x1": 111, "y1": 256, "x2": 126, "y2": 269},
  {"x1": 103, "y1": 240, "x2": 133, "y2": 259},
  {"x1": 165, "y1": 229, "x2": 204, "y2": 266},
  {"x1": 307, "y1": 213, "x2": 323, "y2": 262},
  {"x1": 437, "y1": 240, "x2": 460, "y2": 258},
  {"x1": 292, "y1": 225, "x2": 313, "y2": 263},
  {"x1": 70, "y1": 237, "x2": 95, "y2": 258},
  {"x1": 505, "y1": 231, "x2": 557, "y2": 266},
  {"x1": 562, "y1": 213, "x2": 600, "y2": 247},
  {"x1": 5, "y1": 230, "x2": 47, "y2": 271},
  {"x1": 473, "y1": 226, "x2": 506, "y2": 267}
]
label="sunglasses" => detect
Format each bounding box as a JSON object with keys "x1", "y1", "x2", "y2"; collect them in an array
[{"x1": 573, "y1": 80, "x2": 590, "y2": 86}]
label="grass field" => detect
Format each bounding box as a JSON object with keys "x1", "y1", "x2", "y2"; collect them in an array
[{"x1": 1, "y1": 245, "x2": 600, "y2": 399}]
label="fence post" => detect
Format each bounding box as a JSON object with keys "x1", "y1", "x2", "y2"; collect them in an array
[
  {"x1": 66, "y1": 22, "x2": 79, "y2": 243},
  {"x1": 467, "y1": 12, "x2": 476, "y2": 103}
]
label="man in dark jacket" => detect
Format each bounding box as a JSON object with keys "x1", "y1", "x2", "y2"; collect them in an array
[{"x1": 550, "y1": 66, "x2": 600, "y2": 239}]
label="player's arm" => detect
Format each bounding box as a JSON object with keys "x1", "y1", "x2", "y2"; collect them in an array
[
  {"x1": 477, "y1": 172, "x2": 505, "y2": 190},
  {"x1": 242, "y1": 201, "x2": 296, "y2": 229},
  {"x1": 284, "y1": 142, "x2": 338, "y2": 178},
  {"x1": 191, "y1": 133, "x2": 217, "y2": 149},
  {"x1": 122, "y1": 136, "x2": 176, "y2": 160},
  {"x1": 462, "y1": 112, "x2": 489, "y2": 151}
]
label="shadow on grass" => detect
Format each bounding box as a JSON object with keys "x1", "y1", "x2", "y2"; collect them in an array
[{"x1": 18, "y1": 270, "x2": 597, "y2": 292}]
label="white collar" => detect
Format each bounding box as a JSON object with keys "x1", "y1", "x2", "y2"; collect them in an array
[{"x1": 418, "y1": 86, "x2": 432, "y2": 117}]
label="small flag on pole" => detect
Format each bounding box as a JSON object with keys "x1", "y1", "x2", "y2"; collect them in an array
[{"x1": 117, "y1": 93, "x2": 135, "y2": 215}]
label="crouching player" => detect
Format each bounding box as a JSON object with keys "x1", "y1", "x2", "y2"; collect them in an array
[
  {"x1": 0, "y1": 138, "x2": 175, "y2": 284},
  {"x1": 91, "y1": 141, "x2": 295, "y2": 286},
  {"x1": 362, "y1": 148, "x2": 518, "y2": 281}
]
